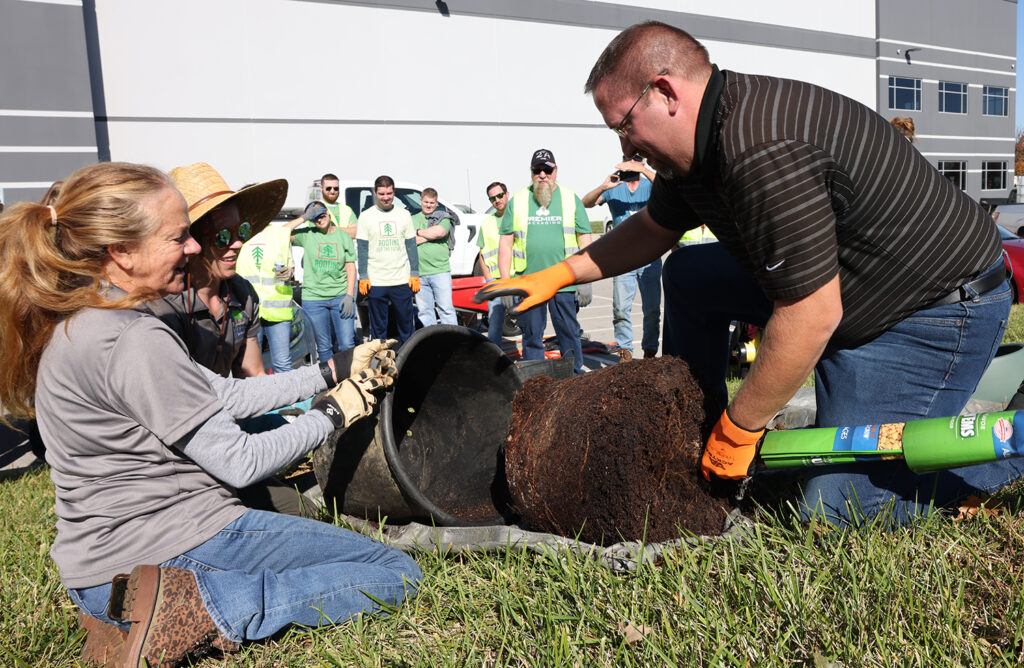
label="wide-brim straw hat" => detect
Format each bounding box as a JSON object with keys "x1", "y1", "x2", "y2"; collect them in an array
[{"x1": 168, "y1": 161, "x2": 287, "y2": 235}]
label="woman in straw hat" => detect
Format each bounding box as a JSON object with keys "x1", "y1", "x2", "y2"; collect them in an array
[
  {"x1": 0, "y1": 162, "x2": 420, "y2": 666},
  {"x1": 146, "y1": 161, "x2": 282, "y2": 379}
]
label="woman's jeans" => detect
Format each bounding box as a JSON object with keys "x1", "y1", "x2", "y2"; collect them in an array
[
  {"x1": 69, "y1": 510, "x2": 421, "y2": 642},
  {"x1": 304, "y1": 296, "x2": 356, "y2": 362},
  {"x1": 663, "y1": 242, "x2": 1024, "y2": 526}
]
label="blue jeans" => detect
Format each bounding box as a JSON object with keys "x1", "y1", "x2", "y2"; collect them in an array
[
  {"x1": 415, "y1": 272, "x2": 457, "y2": 326},
  {"x1": 486, "y1": 298, "x2": 506, "y2": 346},
  {"x1": 68, "y1": 510, "x2": 421, "y2": 642},
  {"x1": 613, "y1": 258, "x2": 662, "y2": 354},
  {"x1": 257, "y1": 318, "x2": 292, "y2": 374},
  {"x1": 517, "y1": 291, "x2": 583, "y2": 374},
  {"x1": 663, "y1": 243, "x2": 1022, "y2": 525},
  {"x1": 304, "y1": 295, "x2": 356, "y2": 362},
  {"x1": 368, "y1": 284, "x2": 416, "y2": 344}
]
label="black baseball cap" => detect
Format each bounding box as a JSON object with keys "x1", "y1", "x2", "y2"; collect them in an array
[{"x1": 530, "y1": 149, "x2": 556, "y2": 169}]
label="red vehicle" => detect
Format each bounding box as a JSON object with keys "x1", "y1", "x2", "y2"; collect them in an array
[{"x1": 999, "y1": 226, "x2": 1024, "y2": 303}]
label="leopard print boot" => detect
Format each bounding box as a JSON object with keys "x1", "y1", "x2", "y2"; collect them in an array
[{"x1": 113, "y1": 565, "x2": 240, "y2": 667}]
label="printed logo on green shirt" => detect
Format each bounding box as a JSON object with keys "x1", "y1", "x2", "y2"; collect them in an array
[{"x1": 318, "y1": 242, "x2": 338, "y2": 260}]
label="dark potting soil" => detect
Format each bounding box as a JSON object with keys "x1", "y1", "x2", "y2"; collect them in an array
[{"x1": 504, "y1": 357, "x2": 733, "y2": 545}]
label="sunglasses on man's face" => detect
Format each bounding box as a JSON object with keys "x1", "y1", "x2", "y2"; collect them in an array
[
  {"x1": 213, "y1": 221, "x2": 252, "y2": 248},
  {"x1": 531, "y1": 166, "x2": 554, "y2": 176},
  {"x1": 323, "y1": 186, "x2": 339, "y2": 192},
  {"x1": 488, "y1": 192, "x2": 507, "y2": 203}
]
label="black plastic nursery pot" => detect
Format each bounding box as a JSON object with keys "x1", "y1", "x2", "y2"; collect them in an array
[{"x1": 312, "y1": 325, "x2": 522, "y2": 526}]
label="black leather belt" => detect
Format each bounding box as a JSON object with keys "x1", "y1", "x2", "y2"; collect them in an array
[{"x1": 930, "y1": 265, "x2": 1006, "y2": 308}]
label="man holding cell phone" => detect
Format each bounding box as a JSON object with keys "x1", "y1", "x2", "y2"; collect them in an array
[{"x1": 582, "y1": 156, "x2": 660, "y2": 362}]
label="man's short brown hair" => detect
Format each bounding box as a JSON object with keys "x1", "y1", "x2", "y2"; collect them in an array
[
  {"x1": 422, "y1": 187, "x2": 438, "y2": 199},
  {"x1": 374, "y1": 175, "x2": 394, "y2": 190},
  {"x1": 584, "y1": 21, "x2": 711, "y2": 103}
]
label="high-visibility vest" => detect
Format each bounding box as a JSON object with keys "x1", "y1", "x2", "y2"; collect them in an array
[
  {"x1": 320, "y1": 200, "x2": 355, "y2": 230},
  {"x1": 479, "y1": 213, "x2": 502, "y2": 275},
  {"x1": 679, "y1": 225, "x2": 717, "y2": 245},
  {"x1": 237, "y1": 225, "x2": 293, "y2": 322},
  {"x1": 510, "y1": 185, "x2": 579, "y2": 275}
]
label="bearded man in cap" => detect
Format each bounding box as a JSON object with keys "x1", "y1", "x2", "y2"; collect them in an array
[{"x1": 495, "y1": 149, "x2": 592, "y2": 374}]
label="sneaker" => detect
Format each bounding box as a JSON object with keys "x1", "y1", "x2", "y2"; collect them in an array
[
  {"x1": 78, "y1": 611, "x2": 126, "y2": 667},
  {"x1": 618, "y1": 349, "x2": 633, "y2": 363},
  {"x1": 643, "y1": 349, "x2": 657, "y2": 359},
  {"x1": 112, "y1": 565, "x2": 239, "y2": 667}
]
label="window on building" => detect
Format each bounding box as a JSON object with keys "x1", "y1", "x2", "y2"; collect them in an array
[
  {"x1": 983, "y1": 86, "x2": 1009, "y2": 117},
  {"x1": 938, "y1": 81, "x2": 967, "y2": 114},
  {"x1": 937, "y1": 161, "x2": 967, "y2": 190},
  {"x1": 982, "y1": 161, "x2": 1007, "y2": 190},
  {"x1": 888, "y1": 76, "x2": 921, "y2": 111}
]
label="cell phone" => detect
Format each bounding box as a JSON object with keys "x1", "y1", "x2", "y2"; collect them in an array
[{"x1": 616, "y1": 170, "x2": 641, "y2": 182}]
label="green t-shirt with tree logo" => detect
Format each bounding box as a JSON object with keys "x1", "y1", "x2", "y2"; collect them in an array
[{"x1": 291, "y1": 227, "x2": 356, "y2": 300}]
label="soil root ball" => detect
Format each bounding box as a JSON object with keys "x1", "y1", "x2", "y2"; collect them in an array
[{"x1": 505, "y1": 357, "x2": 732, "y2": 544}]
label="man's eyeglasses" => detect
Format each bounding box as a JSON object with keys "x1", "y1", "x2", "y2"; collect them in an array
[
  {"x1": 531, "y1": 166, "x2": 555, "y2": 176},
  {"x1": 322, "y1": 186, "x2": 339, "y2": 192},
  {"x1": 488, "y1": 192, "x2": 507, "y2": 203},
  {"x1": 213, "y1": 221, "x2": 252, "y2": 248},
  {"x1": 614, "y1": 70, "x2": 668, "y2": 138}
]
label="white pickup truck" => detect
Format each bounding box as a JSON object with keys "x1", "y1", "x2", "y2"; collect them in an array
[{"x1": 294, "y1": 180, "x2": 485, "y2": 278}]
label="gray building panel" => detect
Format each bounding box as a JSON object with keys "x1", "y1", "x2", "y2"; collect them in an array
[
  {"x1": 1, "y1": 187, "x2": 46, "y2": 206},
  {"x1": 0, "y1": 116, "x2": 98, "y2": 147},
  {"x1": 0, "y1": 152, "x2": 98, "y2": 183},
  {"x1": 0, "y1": 0, "x2": 95, "y2": 112}
]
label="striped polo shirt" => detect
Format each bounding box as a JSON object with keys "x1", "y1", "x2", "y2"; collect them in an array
[{"x1": 647, "y1": 66, "x2": 1002, "y2": 348}]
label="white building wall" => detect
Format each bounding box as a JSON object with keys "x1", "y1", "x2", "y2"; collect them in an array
[{"x1": 93, "y1": 0, "x2": 877, "y2": 212}]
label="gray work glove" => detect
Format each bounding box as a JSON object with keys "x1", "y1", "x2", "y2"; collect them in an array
[
  {"x1": 274, "y1": 264, "x2": 293, "y2": 282},
  {"x1": 303, "y1": 201, "x2": 328, "y2": 222},
  {"x1": 576, "y1": 283, "x2": 593, "y2": 308},
  {"x1": 501, "y1": 295, "x2": 516, "y2": 313},
  {"x1": 313, "y1": 368, "x2": 392, "y2": 429},
  {"x1": 340, "y1": 294, "x2": 355, "y2": 319}
]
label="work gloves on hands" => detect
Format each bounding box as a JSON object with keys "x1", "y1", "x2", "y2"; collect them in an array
[
  {"x1": 274, "y1": 264, "x2": 293, "y2": 282},
  {"x1": 359, "y1": 279, "x2": 371, "y2": 295},
  {"x1": 303, "y1": 202, "x2": 328, "y2": 222},
  {"x1": 409, "y1": 276, "x2": 421, "y2": 293},
  {"x1": 576, "y1": 282, "x2": 593, "y2": 308},
  {"x1": 313, "y1": 368, "x2": 392, "y2": 429},
  {"x1": 340, "y1": 294, "x2": 355, "y2": 319},
  {"x1": 701, "y1": 409, "x2": 766, "y2": 481},
  {"x1": 472, "y1": 261, "x2": 576, "y2": 313},
  {"x1": 320, "y1": 339, "x2": 398, "y2": 386}
]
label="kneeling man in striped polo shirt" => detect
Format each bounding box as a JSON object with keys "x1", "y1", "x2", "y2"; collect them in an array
[{"x1": 476, "y1": 20, "x2": 1023, "y2": 527}]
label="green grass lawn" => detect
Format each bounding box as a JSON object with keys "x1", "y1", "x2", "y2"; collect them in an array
[{"x1": 6, "y1": 306, "x2": 1024, "y2": 665}]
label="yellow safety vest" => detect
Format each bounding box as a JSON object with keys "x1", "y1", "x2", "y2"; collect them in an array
[
  {"x1": 479, "y1": 213, "x2": 502, "y2": 276},
  {"x1": 680, "y1": 225, "x2": 717, "y2": 245},
  {"x1": 320, "y1": 200, "x2": 355, "y2": 230},
  {"x1": 237, "y1": 225, "x2": 293, "y2": 322},
  {"x1": 510, "y1": 185, "x2": 579, "y2": 275}
]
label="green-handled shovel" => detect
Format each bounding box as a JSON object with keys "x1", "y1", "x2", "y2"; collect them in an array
[{"x1": 757, "y1": 410, "x2": 1023, "y2": 473}]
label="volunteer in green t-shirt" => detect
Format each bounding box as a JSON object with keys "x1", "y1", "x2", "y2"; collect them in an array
[
  {"x1": 497, "y1": 149, "x2": 592, "y2": 374},
  {"x1": 412, "y1": 187, "x2": 457, "y2": 326},
  {"x1": 286, "y1": 201, "x2": 357, "y2": 360}
]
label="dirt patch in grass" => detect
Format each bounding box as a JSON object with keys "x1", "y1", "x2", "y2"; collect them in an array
[{"x1": 504, "y1": 357, "x2": 733, "y2": 544}]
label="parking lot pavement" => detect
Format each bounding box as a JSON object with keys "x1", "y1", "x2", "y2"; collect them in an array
[{"x1": 543, "y1": 272, "x2": 665, "y2": 360}]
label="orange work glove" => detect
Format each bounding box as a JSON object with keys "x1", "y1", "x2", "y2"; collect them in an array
[
  {"x1": 471, "y1": 261, "x2": 575, "y2": 313},
  {"x1": 359, "y1": 279, "x2": 371, "y2": 295},
  {"x1": 701, "y1": 409, "x2": 766, "y2": 481},
  {"x1": 409, "y1": 276, "x2": 421, "y2": 293}
]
